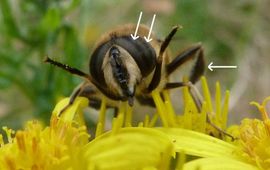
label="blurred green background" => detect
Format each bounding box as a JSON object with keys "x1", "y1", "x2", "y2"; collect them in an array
[{"x1": 0, "y1": 0, "x2": 269, "y2": 129}]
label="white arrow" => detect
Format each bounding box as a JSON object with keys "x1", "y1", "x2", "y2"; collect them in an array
[
  {"x1": 144, "y1": 14, "x2": 156, "y2": 42},
  {"x1": 208, "y1": 62, "x2": 237, "y2": 71},
  {"x1": 131, "y1": 11, "x2": 143, "y2": 40}
]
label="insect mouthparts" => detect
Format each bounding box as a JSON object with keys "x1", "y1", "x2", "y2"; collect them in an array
[{"x1": 128, "y1": 96, "x2": 134, "y2": 106}]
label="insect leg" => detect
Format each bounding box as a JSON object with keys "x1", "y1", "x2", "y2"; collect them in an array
[
  {"x1": 166, "y1": 44, "x2": 205, "y2": 83},
  {"x1": 164, "y1": 82, "x2": 185, "y2": 89},
  {"x1": 165, "y1": 81, "x2": 203, "y2": 110},
  {"x1": 165, "y1": 44, "x2": 205, "y2": 109},
  {"x1": 165, "y1": 81, "x2": 235, "y2": 141},
  {"x1": 59, "y1": 82, "x2": 87, "y2": 115},
  {"x1": 147, "y1": 26, "x2": 179, "y2": 91},
  {"x1": 207, "y1": 116, "x2": 236, "y2": 141}
]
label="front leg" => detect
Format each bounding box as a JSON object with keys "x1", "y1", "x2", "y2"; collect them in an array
[
  {"x1": 166, "y1": 44, "x2": 205, "y2": 83},
  {"x1": 164, "y1": 44, "x2": 205, "y2": 111},
  {"x1": 59, "y1": 82, "x2": 88, "y2": 115},
  {"x1": 147, "y1": 26, "x2": 179, "y2": 92}
]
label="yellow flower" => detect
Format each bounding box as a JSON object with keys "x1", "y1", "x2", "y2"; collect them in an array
[
  {"x1": 89, "y1": 77, "x2": 257, "y2": 170},
  {"x1": 150, "y1": 77, "x2": 230, "y2": 138},
  {"x1": 0, "y1": 97, "x2": 90, "y2": 170},
  {"x1": 231, "y1": 97, "x2": 270, "y2": 169},
  {"x1": 0, "y1": 77, "x2": 262, "y2": 170},
  {"x1": 0, "y1": 97, "x2": 176, "y2": 170}
]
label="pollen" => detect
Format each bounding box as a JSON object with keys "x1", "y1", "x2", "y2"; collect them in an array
[
  {"x1": 15, "y1": 131, "x2": 26, "y2": 153},
  {"x1": 0, "y1": 97, "x2": 90, "y2": 170},
  {"x1": 232, "y1": 97, "x2": 270, "y2": 169}
]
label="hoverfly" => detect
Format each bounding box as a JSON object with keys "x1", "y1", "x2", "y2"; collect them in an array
[{"x1": 45, "y1": 24, "x2": 204, "y2": 112}]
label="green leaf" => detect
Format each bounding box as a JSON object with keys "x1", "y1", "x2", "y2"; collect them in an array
[
  {"x1": 41, "y1": 7, "x2": 61, "y2": 32},
  {"x1": 0, "y1": 0, "x2": 20, "y2": 37},
  {"x1": 0, "y1": 78, "x2": 11, "y2": 89}
]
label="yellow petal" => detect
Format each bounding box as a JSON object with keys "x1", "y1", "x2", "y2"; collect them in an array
[
  {"x1": 52, "y1": 97, "x2": 88, "y2": 123},
  {"x1": 84, "y1": 127, "x2": 174, "y2": 170},
  {"x1": 201, "y1": 76, "x2": 213, "y2": 113},
  {"x1": 95, "y1": 97, "x2": 107, "y2": 137},
  {"x1": 158, "y1": 128, "x2": 242, "y2": 159},
  {"x1": 152, "y1": 90, "x2": 169, "y2": 127},
  {"x1": 183, "y1": 157, "x2": 258, "y2": 170}
]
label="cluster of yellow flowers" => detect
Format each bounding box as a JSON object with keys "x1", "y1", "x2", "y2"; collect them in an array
[
  {"x1": 232, "y1": 97, "x2": 270, "y2": 169},
  {"x1": 0, "y1": 77, "x2": 269, "y2": 170}
]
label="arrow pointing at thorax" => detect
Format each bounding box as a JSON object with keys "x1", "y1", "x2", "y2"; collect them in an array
[
  {"x1": 131, "y1": 11, "x2": 143, "y2": 40},
  {"x1": 208, "y1": 62, "x2": 238, "y2": 71},
  {"x1": 144, "y1": 14, "x2": 156, "y2": 42}
]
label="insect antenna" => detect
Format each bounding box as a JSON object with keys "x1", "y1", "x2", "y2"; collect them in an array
[{"x1": 44, "y1": 56, "x2": 92, "y2": 82}]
